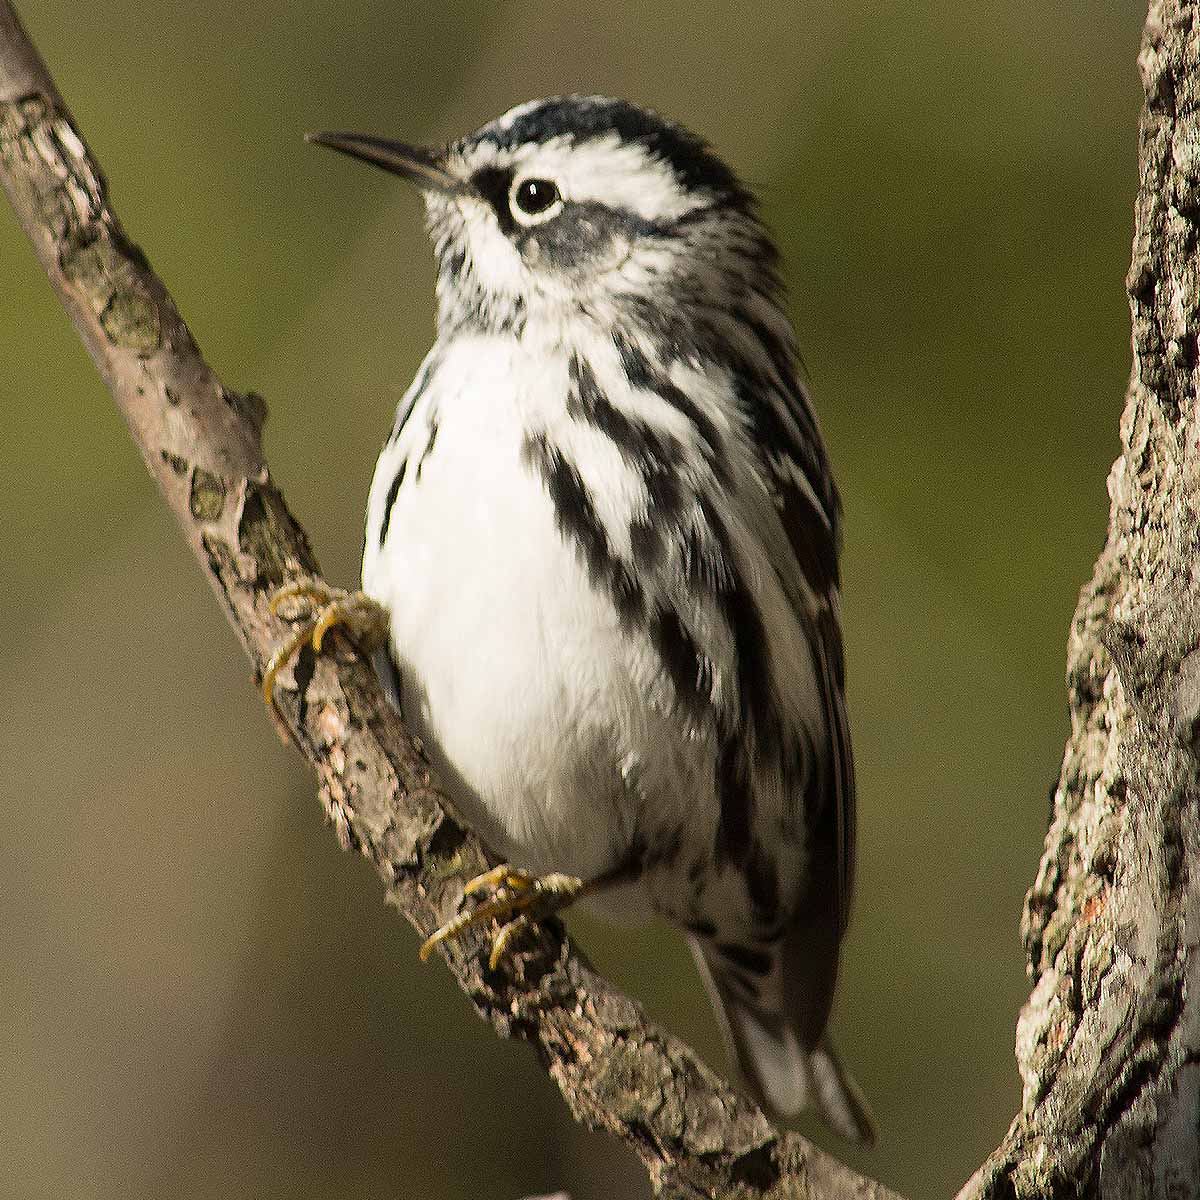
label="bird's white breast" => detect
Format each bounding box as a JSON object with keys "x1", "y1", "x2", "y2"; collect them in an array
[{"x1": 362, "y1": 336, "x2": 713, "y2": 904}]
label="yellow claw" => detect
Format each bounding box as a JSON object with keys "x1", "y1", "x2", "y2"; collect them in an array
[
  {"x1": 487, "y1": 915, "x2": 532, "y2": 970},
  {"x1": 418, "y1": 928, "x2": 453, "y2": 963},
  {"x1": 269, "y1": 580, "x2": 334, "y2": 618},
  {"x1": 312, "y1": 599, "x2": 369, "y2": 653},
  {"x1": 419, "y1": 890, "x2": 529, "y2": 961},
  {"x1": 418, "y1": 865, "x2": 585, "y2": 966},
  {"x1": 463, "y1": 865, "x2": 531, "y2": 897},
  {"x1": 262, "y1": 620, "x2": 320, "y2": 707},
  {"x1": 261, "y1": 580, "x2": 389, "y2": 714}
]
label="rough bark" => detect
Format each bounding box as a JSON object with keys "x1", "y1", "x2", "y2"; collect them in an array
[
  {"x1": 0, "y1": 5, "x2": 896, "y2": 1198},
  {"x1": 959, "y1": 3, "x2": 1200, "y2": 1196}
]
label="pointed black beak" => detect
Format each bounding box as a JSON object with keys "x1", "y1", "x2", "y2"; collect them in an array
[{"x1": 305, "y1": 131, "x2": 469, "y2": 195}]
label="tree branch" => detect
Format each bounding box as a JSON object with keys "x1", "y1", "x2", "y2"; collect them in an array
[{"x1": 0, "y1": 5, "x2": 900, "y2": 1197}]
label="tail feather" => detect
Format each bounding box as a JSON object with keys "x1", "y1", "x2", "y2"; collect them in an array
[
  {"x1": 805, "y1": 1038, "x2": 876, "y2": 1145},
  {"x1": 690, "y1": 937, "x2": 875, "y2": 1144},
  {"x1": 726, "y1": 998, "x2": 809, "y2": 1116}
]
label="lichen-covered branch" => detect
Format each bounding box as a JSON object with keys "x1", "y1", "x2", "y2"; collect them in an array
[
  {"x1": 0, "y1": 4, "x2": 901, "y2": 1197},
  {"x1": 959, "y1": 3, "x2": 1200, "y2": 1196}
]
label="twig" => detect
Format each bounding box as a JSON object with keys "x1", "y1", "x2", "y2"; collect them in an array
[{"x1": 0, "y1": 4, "x2": 902, "y2": 1197}]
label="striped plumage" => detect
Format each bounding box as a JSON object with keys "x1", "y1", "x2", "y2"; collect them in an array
[{"x1": 330, "y1": 96, "x2": 871, "y2": 1142}]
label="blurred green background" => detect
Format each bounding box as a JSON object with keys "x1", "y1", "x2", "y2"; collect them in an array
[{"x1": 0, "y1": 2, "x2": 1145, "y2": 1197}]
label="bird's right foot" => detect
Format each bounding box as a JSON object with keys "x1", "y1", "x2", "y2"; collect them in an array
[{"x1": 262, "y1": 579, "x2": 389, "y2": 714}]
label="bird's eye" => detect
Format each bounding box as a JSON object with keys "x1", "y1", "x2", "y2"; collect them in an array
[{"x1": 511, "y1": 177, "x2": 562, "y2": 221}]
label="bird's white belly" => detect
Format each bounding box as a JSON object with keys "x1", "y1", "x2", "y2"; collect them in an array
[{"x1": 363, "y1": 388, "x2": 673, "y2": 891}]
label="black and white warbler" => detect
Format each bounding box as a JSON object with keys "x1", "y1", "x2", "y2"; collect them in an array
[{"x1": 269, "y1": 95, "x2": 874, "y2": 1143}]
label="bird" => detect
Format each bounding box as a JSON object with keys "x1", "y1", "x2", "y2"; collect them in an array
[{"x1": 265, "y1": 95, "x2": 874, "y2": 1144}]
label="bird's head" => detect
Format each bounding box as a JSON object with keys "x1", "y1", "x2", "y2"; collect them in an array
[{"x1": 309, "y1": 96, "x2": 778, "y2": 339}]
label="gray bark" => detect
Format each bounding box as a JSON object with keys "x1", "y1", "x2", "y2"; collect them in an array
[{"x1": 960, "y1": 3, "x2": 1200, "y2": 1196}]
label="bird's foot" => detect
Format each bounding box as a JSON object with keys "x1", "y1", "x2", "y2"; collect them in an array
[
  {"x1": 419, "y1": 865, "x2": 586, "y2": 969},
  {"x1": 262, "y1": 579, "x2": 390, "y2": 711}
]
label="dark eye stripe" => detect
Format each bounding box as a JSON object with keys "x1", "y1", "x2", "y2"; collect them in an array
[{"x1": 470, "y1": 165, "x2": 516, "y2": 234}]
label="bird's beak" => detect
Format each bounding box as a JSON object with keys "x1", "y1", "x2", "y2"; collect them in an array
[{"x1": 305, "y1": 131, "x2": 469, "y2": 196}]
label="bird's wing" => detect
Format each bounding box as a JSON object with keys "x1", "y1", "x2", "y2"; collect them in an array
[{"x1": 740, "y1": 342, "x2": 855, "y2": 937}]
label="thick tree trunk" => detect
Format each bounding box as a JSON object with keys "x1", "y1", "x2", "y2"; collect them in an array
[{"x1": 961, "y1": 4, "x2": 1200, "y2": 1195}]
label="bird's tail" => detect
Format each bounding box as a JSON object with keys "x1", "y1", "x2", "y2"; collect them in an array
[{"x1": 690, "y1": 937, "x2": 875, "y2": 1144}]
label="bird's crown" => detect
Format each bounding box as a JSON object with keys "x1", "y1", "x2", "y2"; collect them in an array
[{"x1": 454, "y1": 94, "x2": 754, "y2": 219}]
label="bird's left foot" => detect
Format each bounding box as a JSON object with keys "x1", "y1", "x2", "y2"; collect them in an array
[
  {"x1": 419, "y1": 865, "x2": 586, "y2": 969},
  {"x1": 262, "y1": 579, "x2": 390, "y2": 712}
]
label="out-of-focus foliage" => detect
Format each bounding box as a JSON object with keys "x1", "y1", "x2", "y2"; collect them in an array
[{"x1": 0, "y1": 3, "x2": 1144, "y2": 1197}]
